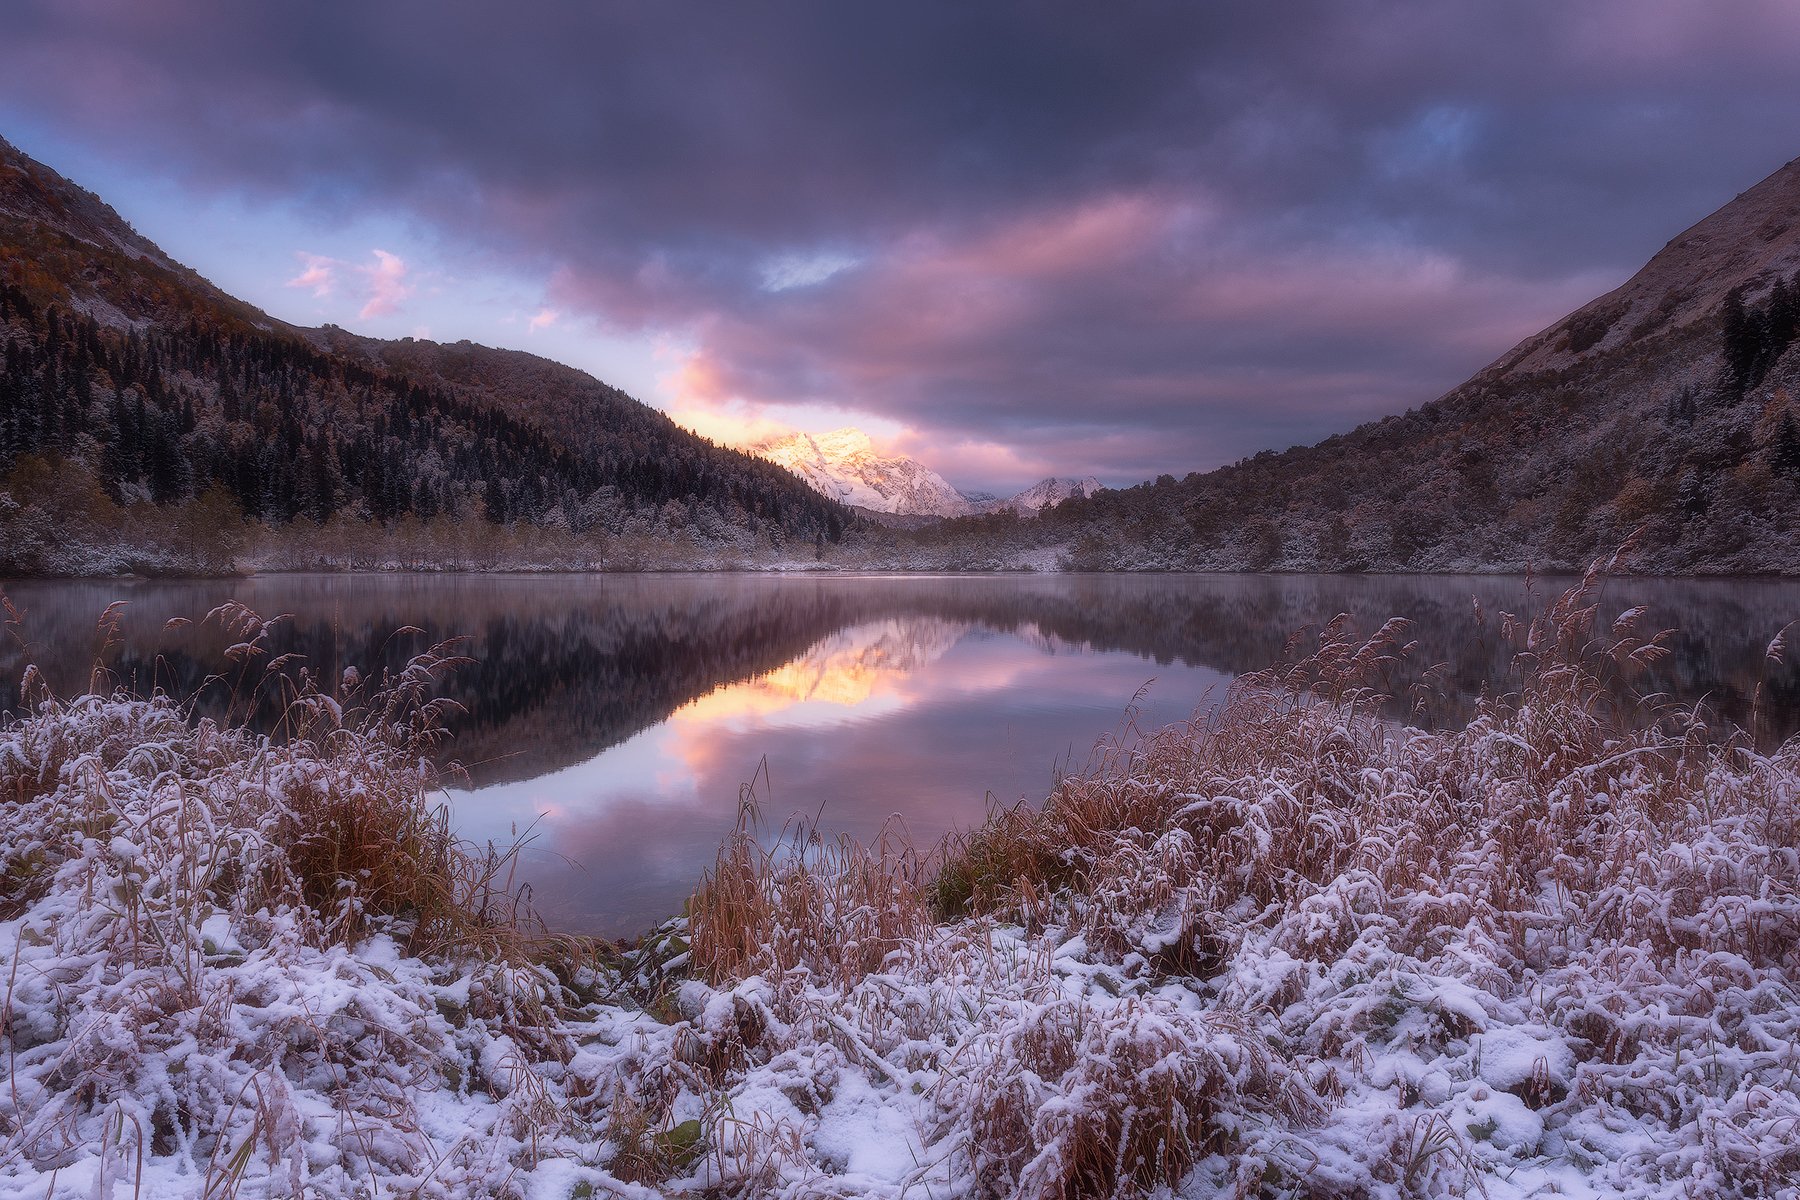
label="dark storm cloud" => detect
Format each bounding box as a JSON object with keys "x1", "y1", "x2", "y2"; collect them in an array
[{"x1": 6, "y1": 0, "x2": 1800, "y2": 486}]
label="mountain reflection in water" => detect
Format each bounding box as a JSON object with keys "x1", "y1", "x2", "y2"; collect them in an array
[{"x1": 3, "y1": 572, "x2": 1796, "y2": 936}]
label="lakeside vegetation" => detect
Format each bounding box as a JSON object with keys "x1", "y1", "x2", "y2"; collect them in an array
[{"x1": 3, "y1": 567, "x2": 1798, "y2": 1197}]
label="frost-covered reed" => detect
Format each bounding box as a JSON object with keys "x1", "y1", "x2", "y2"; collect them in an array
[{"x1": 2, "y1": 566, "x2": 1797, "y2": 1199}]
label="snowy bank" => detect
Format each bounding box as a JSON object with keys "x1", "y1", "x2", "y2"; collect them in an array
[{"x1": 2, "y1": 577, "x2": 1798, "y2": 1198}]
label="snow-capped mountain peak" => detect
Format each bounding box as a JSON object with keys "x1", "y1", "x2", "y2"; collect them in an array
[
  {"x1": 755, "y1": 427, "x2": 1106, "y2": 519},
  {"x1": 978, "y1": 476, "x2": 1103, "y2": 515},
  {"x1": 754, "y1": 428, "x2": 975, "y2": 516}
]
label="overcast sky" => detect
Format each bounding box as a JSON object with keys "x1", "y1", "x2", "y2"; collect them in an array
[{"x1": 6, "y1": 1, "x2": 1800, "y2": 494}]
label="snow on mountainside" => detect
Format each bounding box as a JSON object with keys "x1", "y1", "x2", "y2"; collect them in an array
[
  {"x1": 0, "y1": 136, "x2": 174, "y2": 270},
  {"x1": 755, "y1": 428, "x2": 976, "y2": 516},
  {"x1": 1495, "y1": 154, "x2": 1800, "y2": 378},
  {"x1": 756, "y1": 428, "x2": 1104, "y2": 519},
  {"x1": 976, "y1": 475, "x2": 1103, "y2": 515}
]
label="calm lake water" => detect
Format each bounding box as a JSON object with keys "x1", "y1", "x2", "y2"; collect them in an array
[{"x1": 4, "y1": 572, "x2": 1798, "y2": 937}]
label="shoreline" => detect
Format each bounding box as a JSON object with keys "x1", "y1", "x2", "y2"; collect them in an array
[{"x1": 8, "y1": 564, "x2": 1800, "y2": 583}]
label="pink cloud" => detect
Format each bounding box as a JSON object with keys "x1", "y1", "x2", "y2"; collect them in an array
[
  {"x1": 284, "y1": 251, "x2": 336, "y2": 297},
  {"x1": 358, "y1": 248, "x2": 412, "y2": 318},
  {"x1": 282, "y1": 248, "x2": 419, "y2": 321},
  {"x1": 661, "y1": 349, "x2": 828, "y2": 449},
  {"x1": 528, "y1": 307, "x2": 560, "y2": 332},
  {"x1": 891, "y1": 432, "x2": 1054, "y2": 489}
]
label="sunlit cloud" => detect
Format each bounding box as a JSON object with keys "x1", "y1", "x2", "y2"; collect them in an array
[
  {"x1": 621, "y1": 188, "x2": 1614, "y2": 490},
  {"x1": 892, "y1": 433, "x2": 1053, "y2": 489},
  {"x1": 281, "y1": 247, "x2": 418, "y2": 321},
  {"x1": 671, "y1": 404, "x2": 798, "y2": 450},
  {"x1": 661, "y1": 350, "x2": 791, "y2": 446},
  {"x1": 660, "y1": 345, "x2": 899, "y2": 452},
  {"x1": 528, "y1": 306, "x2": 560, "y2": 331},
  {"x1": 284, "y1": 251, "x2": 336, "y2": 297},
  {"x1": 359, "y1": 248, "x2": 412, "y2": 318}
]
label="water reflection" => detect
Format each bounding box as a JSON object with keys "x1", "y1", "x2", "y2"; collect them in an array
[
  {"x1": 451, "y1": 614, "x2": 1228, "y2": 934},
  {"x1": 3, "y1": 572, "x2": 1796, "y2": 936}
]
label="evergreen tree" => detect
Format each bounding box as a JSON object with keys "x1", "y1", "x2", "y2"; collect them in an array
[
  {"x1": 0, "y1": 276, "x2": 849, "y2": 555},
  {"x1": 1677, "y1": 468, "x2": 1709, "y2": 517},
  {"x1": 1722, "y1": 289, "x2": 1758, "y2": 394},
  {"x1": 483, "y1": 473, "x2": 509, "y2": 524},
  {"x1": 1765, "y1": 277, "x2": 1798, "y2": 352},
  {"x1": 145, "y1": 410, "x2": 187, "y2": 503},
  {"x1": 1773, "y1": 412, "x2": 1800, "y2": 481}
]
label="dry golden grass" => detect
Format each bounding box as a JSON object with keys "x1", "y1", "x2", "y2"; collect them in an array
[
  {"x1": 676, "y1": 558, "x2": 1800, "y2": 1197},
  {"x1": 926, "y1": 553, "x2": 1714, "y2": 946},
  {"x1": 688, "y1": 794, "x2": 938, "y2": 989},
  {"x1": 948, "y1": 998, "x2": 1320, "y2": 1200}
]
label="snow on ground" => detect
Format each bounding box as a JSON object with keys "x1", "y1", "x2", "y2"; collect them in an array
[{"x1": 1, "y1": 581, "x2": 1798, "y2": 1198}]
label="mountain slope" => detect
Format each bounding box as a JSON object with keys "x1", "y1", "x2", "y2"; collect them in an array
[
  {"x1": 0, "y1": 139, "x2": 283, "y2": 334},
  {"x1": 972, "y1": 155, "x2": 1800, "y2": 574},
  {"x1": 0, "y1": 137, "x2": 849, "y2": 575}
]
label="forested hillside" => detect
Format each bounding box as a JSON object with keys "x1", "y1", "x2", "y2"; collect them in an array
[{"x1": 0, "y1": 139, "x2": 848, "y2": 575}]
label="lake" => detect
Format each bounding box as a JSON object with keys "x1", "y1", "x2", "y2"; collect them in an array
[{"x1": 4, "y1": 572, "x2": 1797, "y2": 937}]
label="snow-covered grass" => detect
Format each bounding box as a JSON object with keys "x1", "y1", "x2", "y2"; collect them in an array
[{"x1": 2, "y1": 570, "x2": 1798, "y2": 1198}]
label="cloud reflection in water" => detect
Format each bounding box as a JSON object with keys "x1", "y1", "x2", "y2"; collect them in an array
[{"x1": 450, "y1": 616, "x2": 1232, "y2": 937}]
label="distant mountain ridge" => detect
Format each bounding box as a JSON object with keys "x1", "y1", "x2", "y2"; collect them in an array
[{"x1": 755, "y1": 426, "x2": 1102, "y2": 519}]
